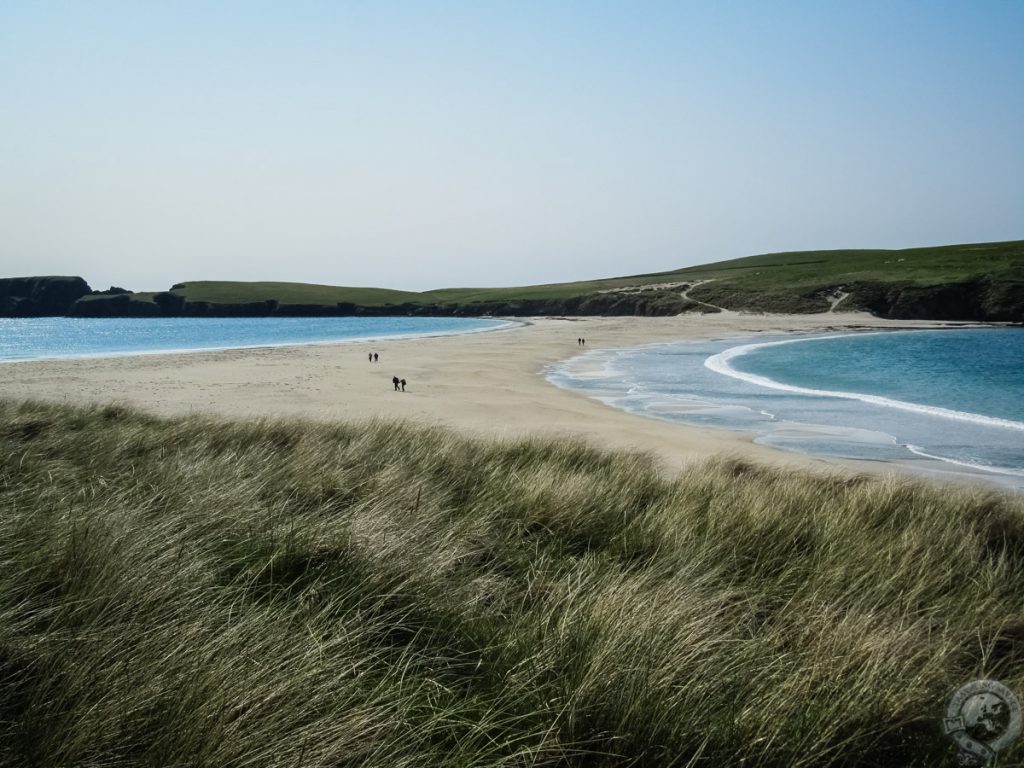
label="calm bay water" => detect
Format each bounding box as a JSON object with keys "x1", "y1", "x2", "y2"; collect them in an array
[
  {"x1": 549, "y1": 328, "x2": 1024, "y2": 487},
  {"x1": 0, "y1": 316, "x2": 514, "y2": 362}
]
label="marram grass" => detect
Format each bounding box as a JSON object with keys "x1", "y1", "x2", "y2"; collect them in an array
[{"x1": 1, "y1": 400, "x2": 1023, "y2": 767}]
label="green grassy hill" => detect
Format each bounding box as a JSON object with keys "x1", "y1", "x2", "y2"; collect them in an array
[
  {"x1": 669, "y1": 239, "x2": 1024, "y2": 314},
  {"x1": 3, "y1": 400, "x2": 1023, "y2": 766},
  {"x1": 165, "y1": 275, "x2": 687, "y2": 306},
  {"x1": 58, "y1": 239, "x2": 1024, "y2": 319},
  {"x1": 166, "y1": 240, "x2": 1024, "y2": 317}
]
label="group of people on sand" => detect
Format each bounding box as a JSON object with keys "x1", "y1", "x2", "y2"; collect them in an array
[
  {"x1": 367, "y1": 350, "x2": 407, "y2": 391},
  {"x1": 577, "y1": 337, "x2": 586, "y2": 346}
]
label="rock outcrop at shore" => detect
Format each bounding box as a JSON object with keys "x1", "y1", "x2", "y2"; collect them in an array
[
  {"x1": 67, "y1": 293, "x2": 162, "y2": 317},
  {"x1": 0, "y1": 276, "x2": 92, "y2": 317},
  {"x1": 844, "y1": 279, "x2": 1024, "y2": 322}
]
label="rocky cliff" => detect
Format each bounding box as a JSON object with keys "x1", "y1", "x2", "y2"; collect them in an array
[
  {"x1": 0, "y1": 276, "x2": 92, "y2": 316},
  {"x1": 844, "y1": 279, "x2": 1024, "y2": 322}
]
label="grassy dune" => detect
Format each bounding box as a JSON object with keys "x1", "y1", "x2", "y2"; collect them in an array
[{"x1": 3, "y1": 401, "x2": 1024, "y2": 766}]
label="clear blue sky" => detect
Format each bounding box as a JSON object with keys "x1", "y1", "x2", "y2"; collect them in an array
[{"x1": 1, "y1": 1, "x2": 1021, "y2": 292}]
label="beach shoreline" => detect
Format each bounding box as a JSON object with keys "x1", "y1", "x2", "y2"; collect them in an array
[
  {"x1": 0, "y1": 311, "x2": 1005, "y2": 487},
  {"x1": 0, "y1": 316, "x2": 524, "y2": 365}
]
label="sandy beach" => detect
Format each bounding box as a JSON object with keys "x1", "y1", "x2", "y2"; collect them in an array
[{"x1": 1, "y1": 311, "x2": 973, "y2": 479}]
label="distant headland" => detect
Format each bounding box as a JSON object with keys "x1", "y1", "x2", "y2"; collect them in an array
[{"x1": 3, "y1": 239, "x2": 1021, "y2": 322}]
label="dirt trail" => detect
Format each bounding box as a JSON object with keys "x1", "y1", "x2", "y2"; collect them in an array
[
  {"x1": 680, "y1": 280, "x2": 731, "y2": 313},
  {"x1": 827, "y1": 291, "x2": 851, "y2": 313}
]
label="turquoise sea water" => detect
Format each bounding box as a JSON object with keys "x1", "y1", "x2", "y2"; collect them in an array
[
  {"x1": 549, "y1": 328, "x2": 1024, "y2": 488},
  {"x1": 0, "y1": 316, "x2": 514, "y2": 362}
]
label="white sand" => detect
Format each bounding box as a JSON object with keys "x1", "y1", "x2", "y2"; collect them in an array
[{"x1": 0, "y1": 312, "x2": 969, "y2": 477}]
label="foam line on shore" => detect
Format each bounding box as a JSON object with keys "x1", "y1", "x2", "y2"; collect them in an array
[
  {"x1": 704, "y1": 333, "x2": 1024, "y2": 433},
  {"x1": 904, "y1": 444, "x2": 1024, "y2": 477}
]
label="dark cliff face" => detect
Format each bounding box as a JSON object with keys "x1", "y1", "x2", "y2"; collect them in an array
[
  {"x1": 67, "y1": 294, "x2": 161, "y2": 317},
  {"x1": 846, "y1": 280, "x2": 1024, "y2": 322},
  {"x1": 0, "y1": 276, "x2": 91, "y2": 316}
]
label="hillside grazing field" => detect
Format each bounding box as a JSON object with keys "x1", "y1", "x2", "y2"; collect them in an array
[
  {"x1": 677, "y1": 240, "x2": 1024, "y2": 314},
  {"x1": 3, "y1": 400, "x2": 1024, "y2": 766},
  {"x1": 153, "y1": 240, "x2": 1022, "y2": 317}
]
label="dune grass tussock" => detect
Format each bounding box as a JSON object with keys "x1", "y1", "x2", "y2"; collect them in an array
[{"x1": 1, "y1": 400, "x2": 1023, "y2": 767}]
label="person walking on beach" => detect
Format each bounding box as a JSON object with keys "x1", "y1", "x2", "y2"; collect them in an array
[
  {"x1": 392, "y1": 376, "x2": 400, "y2": 391},
  {"x1": 577, "y1": 337, "x2": 581, "y2": 346},
  {"x1": 374, "y1": 352, "x2": 379, "y2": 362},
  {"x1": 368, "y1": 352, "x2": 373, "y2": 362},
  {"x1": 400, "y1": 378, "x2": 406, "y2": 392}
]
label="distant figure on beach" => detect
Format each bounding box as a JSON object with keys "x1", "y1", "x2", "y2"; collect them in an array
[
  {"x1": 368, "y1": 352, "x2": 372, "y2": 362},
  {"x1": 400, "y1": 378, "x2": 406, "y2": 392},
  {"x1": 392, "y1": 376, "x2": 400, "y2": 391},
  {"x1": 374, "y1": 353, "x2": 379, "y2": 362},
  {"x1": 577, "y1": 337, "x2": 581, "y2": 346},
  {"x1": 581, "y1": 338, "x2": 586, "y2": 346}
]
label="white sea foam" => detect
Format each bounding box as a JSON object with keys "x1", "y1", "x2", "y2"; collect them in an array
[
  {"x1": 705, "y1": 334, "x2": 1024, "y2": 433},
  {"x1": 905, "y1": 445, "x2": 1024, "y2": 477},
  {"x1": 547, "y1": 331, "x2": 1024, "y2": 486}
]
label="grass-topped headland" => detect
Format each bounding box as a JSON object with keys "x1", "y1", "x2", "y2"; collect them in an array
[
  {"x1": 5, "y1": 239, "x2": 1021, "y2": 320},
  {"x1": 155, "y1": 240, "x2": 1023, "y2": 319},
  {"x1": 2, "y1": 400, "x2": 1023, "y2": 766}
]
